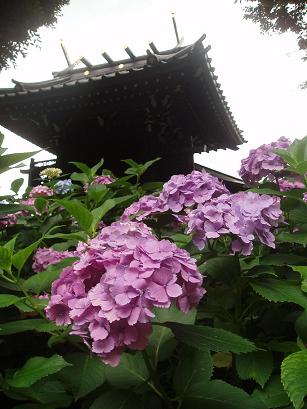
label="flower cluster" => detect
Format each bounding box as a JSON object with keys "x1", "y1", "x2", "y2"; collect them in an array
[
  {"x1": 279, "y1": 177, "x2": 305, "y2": 192},
  {"x1": 187, "y1": 192, "x2": 282, "y2": 255},
  {"x1": 122, "y1": 195, "x2": 167, "y2": 221},
  {"x1": 29, "y1": 185, "x2": 54, "y2": 198},
  {"x1": 46, "y1": 221, "x2": 204, "y2": 366},
  {"x1": 54, "y1": 179, "x2": 73, "y2": 194},
  {"x1": 0, "y1": 213, "x2": 17, "y2": 229},
  {"x1": 84, "y1": 175, "x2": 114, "y2": 192},
  {"x1": 122, "y1": 170, "x2": 229, "y2": 221},
  {"x1": 239, "y1": 137, "x2": 291, "y2": 185},
  {"x1": 40, "y1": 167, "x2": 63, "y2": 179},
  {"x1": 33, "y1": 247, "x2": 75, "y2": 273},
  {"x1": 160, "y1": 171, "x2": 229, "y2": 212}
]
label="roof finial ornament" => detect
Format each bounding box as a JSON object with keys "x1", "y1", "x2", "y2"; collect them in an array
[
  {"x1": 60, "y1": 39, "x2": 71, "y2": 67},
  {"x1": 171, "y1": 12, "x2": 180, "y2": 45}
]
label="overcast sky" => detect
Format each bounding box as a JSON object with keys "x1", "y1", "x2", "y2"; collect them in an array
[{"x1": 0, "y1": 0, "x2": 306, "y2": 194}]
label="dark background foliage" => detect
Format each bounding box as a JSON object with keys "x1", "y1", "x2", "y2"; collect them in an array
[{"x1": 0, "y1": 0, "x2": 69, "y2": 71}]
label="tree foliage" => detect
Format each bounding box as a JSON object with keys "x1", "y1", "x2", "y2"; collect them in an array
[
  {"x1": 238, "y1": 1, "x2": 307, "y2": 59},
  {"x1": 0, "y1": 0, "x2": 69, "y2": 71}
]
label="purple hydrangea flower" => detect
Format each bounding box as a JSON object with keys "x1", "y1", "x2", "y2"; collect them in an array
[
  {"x1": 121, "y1": 170, "x2": 229, "y2": 221},
  {"x1": 278, "y1": 177, "x2": 305, "y2": 191},
  {"x1": 187, "y1": 192, "x2": 282, "y2": 255},
  {"x1": 33, "y1": 247, "x2": 75, "y2": 273},
  {"x1": 239, "y1": 137, "x2": 291, "y2": 185},
  {"x1": 122, "y1": 195, "x2": 167, "y2": 221},
  {"x1": 160, "y1": 170, "x2": 229, "y2": 212},
  {"x1": 46, "y1": 221, "x2": 204, "y2": 366}
]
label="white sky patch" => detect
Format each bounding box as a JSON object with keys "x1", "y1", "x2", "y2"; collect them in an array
[{"x1": 0, "y1": 0, "x2": 306, "y2": 194}]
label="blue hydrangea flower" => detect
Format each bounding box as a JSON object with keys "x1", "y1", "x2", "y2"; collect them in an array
[{"x1": 54, "y1": 179, "x2": 73, "y2": 195}]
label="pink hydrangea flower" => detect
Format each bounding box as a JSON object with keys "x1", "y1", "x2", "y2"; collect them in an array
[
  {"x1": 279, "y1": 178, "x2": 305, "y2": 191},
  {"x1": 46, "y1": 221, "x2": 204, "y2": 366},
  {"x1": 84, "y1": 175, "x2": 114, "y2": 192},
  {"x1": 29, "y1": 185, "x2": 54, "y2": 198},
  {"x1": 187, "y1": 192, "x2": 282, "y2": 255},
  {"x1": 239, "y1": 137, "x2": 291, "y2": 185},
  {"x1": 33, "y1": 247, "x2": 75, "y2": 273},
  {"x1": 0, "y1": 213, "x2": 17, "y2": 229}
]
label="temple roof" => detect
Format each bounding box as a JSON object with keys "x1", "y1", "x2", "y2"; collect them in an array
[{"x1": 0, "y1": 35, "x2": 245, "y2": 152}]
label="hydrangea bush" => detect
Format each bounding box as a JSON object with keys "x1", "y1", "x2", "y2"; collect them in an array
[{"x1": 1, "y1": 133, "x2": 307, "y2": 409}]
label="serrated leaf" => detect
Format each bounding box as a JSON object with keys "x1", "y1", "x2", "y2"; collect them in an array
[
  {"x1": 252, "y1": 375, "x2": 290, "y2": 408},
  {"x1": 90, "y1": 158, "x2": 104, "y2": 177},
  {"x1": 236, "y1": 351, "x2": 273, "y2": 387},
  {"x1": 174, "y1": 347, "x2": 213, "y2": 396},
  {"x1": 163, "y1": 323, "x2": 257, "y2": 353},
  {"x1": 56, "y1": 199, "x2": 93, "y2": 232},
  {"x1": 58, "y1": 352, "x2": 105, "y2": 400},
  {"x1": 277, "y1": 231, "x2": 307, "y2": 244},
  {"x1": 181, "y1": 379, "x2": 266, "y2": 409},
  {"x1": 105, "y1": 352, "x2": 148, "y2": 388},
  {"x1": 15, "y1": 379, "x2": 73, "y2": 407},
  {"x1": 70, "y1": 161, "x2": 91, "y2": 177},
  {"x1": 7, "y1": 354, "x2": 71, "y2": 388},
  {"x1": 23, "y1": 257, "x2": 78, "y2": 293},
  {"x1": 281, "y1": 350, "x2": 307, "y2": 409},
  {"x1": 251, "y1": 278, "x2": 307, "y2": 309}
]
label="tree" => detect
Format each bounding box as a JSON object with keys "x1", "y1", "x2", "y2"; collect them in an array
[
  {"x1": 0, "y1": 0, "x2": 69, "y2": 71},
  {"x1": 237, "y1": 1, "x2": 307, "y2": 59}
]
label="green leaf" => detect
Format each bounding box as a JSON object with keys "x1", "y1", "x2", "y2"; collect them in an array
[
  {"x1": 251, "y1": 278, "x2": 307, "y2": 309},
  {"x1": 91, "y1": 198, "x2": 116, "y2": 229},
  {"x1": 281, "y1": 350, "x2": 307, "y2": 409},
  {"x1": 203, "y1": 256, "x2": 241, "y2": 282},
  {"x1": 70, "y1": 171, "x2": 88, "y2": 184},
  {"x1": 295, "y1": 311, "x2": 307, "y2": 342},
  {"x1": 174, "y1": 347, "x2": 213, "y2": 396},
  {"x1": 69, "y1": 161, "x2": 92, "y2": 177},
  {"x1": 15, "y1": 379, "x2": 73, "y2": 407},
  {"x1": 0, "y1": 245, "x2": 12, "y2": 271},
  {"x1": 11, "y1": 178, "x2": 24, "y2": 194},
  {"x1": 12, "y1": 238, "x2": 43, "y2": 273},
  {"x1": 163, "y1": 323, "x2": 257, "y2": 353},
  {"x1": 89, "y1": 390, "x2": 139, "y2": 409},
  {"x1": 4, "y1": 235, "x2": 18, "y2": 253},
  {"x1": 261, "y1": 254, "x2": 307, "y2": 266},
  {"x1": 0, "y1": 203, "x2": 21, "y2": 214},
  {"x1": 252, "y1": 375, "x2": 290, "y2": 408},
  {"x1": 0, "y1": 294, "x2": 21, "y2": 308},
  {"x1": 7, "y1": 354, "x2": 71, "y2": 388},
  {"x1": 181, "y1": 379, "x2": 266, "y2": 409},
  {"x1": 56, "y1": 199, "x2": 93, "y2": 232},
  {"x1": 148, "y1": 306, "x2": 196, "y2": 366},
  {"x1": 236, "y1": 351, "x2": 273, "y2": 387},
  {"x1": 0, "y1": 319, "x2": 57, "y2": 335},
  {"x1": 90, "y1": 158, "x2": 104, "y2": 177},
  {"x1": 23, "y1": 257, "x2": 78, "y2": 293},
  {"x1": 105, "y1": 352, "x2": 148, "y2": 388},
  {"x1": 45, "y1": 231, "x2": 88, "y2": 242},
  {"x1": 34, "y1": 198, "x2": 47, "y2": 214},
  {"x1": 87, "y1": 184, "x2": 108, "y2": 203},
  {"x1": 58, "y1": 352, "x2": 105, "y2": 400},
  {"x1": 277, "y1": 231, "x2": 307, "y2": 244},
  {"x1": 0, "y1": 151, "x2": 39, "y2": 174},
  {"x1": 0, "y1": 131, "x2": 4, "y2": 147}
]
